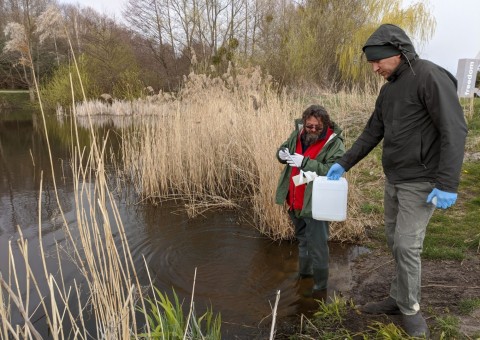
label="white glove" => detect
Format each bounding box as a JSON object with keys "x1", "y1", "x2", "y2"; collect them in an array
[
  {"x1": 278, "y1": 148, "x2": 290, "y2": 161},
  {"x1": 292, "y1": 170, "x2": 318, "y2": 186},
  {"x1": 286, "y1": 153, "x2": 304, "y2": 168}
]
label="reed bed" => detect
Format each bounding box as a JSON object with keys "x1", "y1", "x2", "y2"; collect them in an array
[
  {"x1": 109, "y1": 66, "x2": 384, "y2": 241},
  {"x1": 0, "y1": 120, "x2": 220, "y2": 339},
  {"x1": 0, "y1": 45, "x2": 221, "y2": 339},
  {"x1": 0, "y1": 127, "x2": 148, "y2": 338},
  {"x1": 58, "y1": 94, "x2": 178, "y2": 117}
]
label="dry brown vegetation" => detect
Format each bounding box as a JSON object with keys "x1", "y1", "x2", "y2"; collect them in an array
[
  {"x1": 0, "y1": 44, "x2": 199, "y2": 338},
  {"x1": 77, "y1": 67, "x2": 386, "y2": 242},
  {"x1": 0, "y1": 117, "x2": 148, "y2": 339}
]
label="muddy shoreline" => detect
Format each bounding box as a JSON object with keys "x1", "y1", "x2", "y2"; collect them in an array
[{"x1": 272, "y1": 246, "x2": 480, "y2": 339}]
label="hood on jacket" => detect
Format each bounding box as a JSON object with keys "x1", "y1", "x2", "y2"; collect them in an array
[{"x1": 362, "y1": 24, "x2": 418, "y2": 62}]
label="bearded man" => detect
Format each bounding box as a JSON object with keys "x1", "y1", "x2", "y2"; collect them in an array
[{"x1": 275, "y1": 105, "x2": 345, "y2": 297}]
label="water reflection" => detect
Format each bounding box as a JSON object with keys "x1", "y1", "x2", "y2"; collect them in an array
[{"x1": 0, "y1": 112, "x2": 369, "y2": 338}]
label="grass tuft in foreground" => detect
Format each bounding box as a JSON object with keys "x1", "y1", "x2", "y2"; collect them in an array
[
  {"x1": 433, "y1": 315, "x2": 461, "y2": 339},
  {"x1": 458, "y1": 298, "x2": 480, "y2": 315},
  {"x1": 138, "y1": 287, "x2": 221, "y2": 340}
]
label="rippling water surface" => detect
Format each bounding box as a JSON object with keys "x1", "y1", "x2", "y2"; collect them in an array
[{"x1": 0, "y1": 111, "x2": 366, "y2": 338}]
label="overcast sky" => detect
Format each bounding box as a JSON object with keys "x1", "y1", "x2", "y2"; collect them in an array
[{"x1": 59, "y1": 0, "x2": 480, "y2": 75}]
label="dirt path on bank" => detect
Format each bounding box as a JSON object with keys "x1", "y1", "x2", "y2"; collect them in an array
[
  {"x1": 273, "y1": 248, "x2": 480, "y2": 339},
  {"x1": 343, "y1": 248, "x2": 480, "y2": 338}
]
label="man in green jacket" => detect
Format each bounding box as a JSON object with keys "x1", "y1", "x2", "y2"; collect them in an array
[
  {"x1": 327, "y1": 24, "x2": 468, "y2": 338},
  {"x1": 276, "y1": 104, "x2": 345, "y2": 297}
]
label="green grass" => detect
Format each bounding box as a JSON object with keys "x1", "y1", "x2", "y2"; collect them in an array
[
  {"x1": 0, "y1": 89, "x2": 29, "y2": 93},
  {"x1": 422, "y1": 161, "x2": 480, "y2": 260},
  {"x1": 299, "y1": 297, "x2": 427, "y2": 340},
  {"x1": 0, "y1": 90, "x2": 30, "y2": 103},
  {"x1": 312, "y1": 293, "x2": 350, "y2": 326},
  {"x1": 0, "y1": 91, "x2": 36, "y2": 120},
  {"x1": 360, "y1": 203, "x2": 382, "y2": 214},
  {"x1": 458, "y1": 298, "x2": 480, "y2": 315},
  {"x1": 300, "y1": 295, "x2": 356, "y2": 339},
  {"x1": 300, "y1": 301, "x2": 471, "y2": 340},
  {"x1": 433, "y1": 315, "x2": 461, "y2": 339},
  {"x1": 137, "y1": 287, "x2": 222, "y2": 340},
  {"x1": 368, "y1": 322, "x2": 411, "y2": 339}
]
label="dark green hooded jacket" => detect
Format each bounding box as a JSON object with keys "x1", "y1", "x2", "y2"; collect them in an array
[
  {"x1": 275, "y1": 121, "x2": 345, "y2": 218},
  {"x1": 337, "y1": 24, "x2": 468, "y2": 192}
]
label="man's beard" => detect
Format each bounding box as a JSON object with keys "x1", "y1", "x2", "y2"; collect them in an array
[{"x1": 302, "y1": 132, "x2": 321, "y2": 146}]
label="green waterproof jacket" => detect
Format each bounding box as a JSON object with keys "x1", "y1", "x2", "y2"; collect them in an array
[{"x1": 275, "y1": 121, "x2": 345, "y2": 218}]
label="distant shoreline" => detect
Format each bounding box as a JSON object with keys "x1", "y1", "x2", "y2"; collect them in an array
[{"x1": 0, "y1": 90, "x2": 29, "y2": 93}]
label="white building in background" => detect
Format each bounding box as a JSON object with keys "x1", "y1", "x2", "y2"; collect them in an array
[{"x1": 456, "y1": 51, "x2": 480, "y2": 98}]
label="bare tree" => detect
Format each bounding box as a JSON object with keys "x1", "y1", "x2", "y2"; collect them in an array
[
  {"x1": 124, "y1": 0, "x2": 179, "y2": 80},
  {"x1": 125, "y1": 0, "x2": 252, "y2": 69},
  {"x1": 2, "y1": 0, "x2": 52, "y2": 100}
]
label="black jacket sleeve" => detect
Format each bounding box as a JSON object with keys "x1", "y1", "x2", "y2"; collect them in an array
[
  {"x1": 337, "y1": 95, "x2": 385, "y2": 171},
  {"x1": 421, "y1": 67, "x2": 468, "y2": 192}
]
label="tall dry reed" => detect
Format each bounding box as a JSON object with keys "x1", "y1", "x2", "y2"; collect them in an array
[
  {"x1": 114, "y1": 66, "x2": 383, "y2": 241},
  {"x1": 1, "y1": 30, "x2": 149, "y2": 339},
  {"x1": 0, "y1": 79, "x2": 150, "y2": 339}
]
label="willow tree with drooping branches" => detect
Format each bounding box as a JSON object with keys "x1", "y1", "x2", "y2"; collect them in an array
[
  {"x1": 272, "y1": 0, "x2": 435, "y2": 88},
  {"x1": 336, "y1": 0, "x2": 436, "y2": 86}
]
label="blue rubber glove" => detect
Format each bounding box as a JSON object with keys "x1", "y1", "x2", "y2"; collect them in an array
[
  {"x1": 326, "y1": 163, "x2": 345, "y2": 180},
  {"x1": 427, "y1": 188, "x2": 457, "y2": 209}
]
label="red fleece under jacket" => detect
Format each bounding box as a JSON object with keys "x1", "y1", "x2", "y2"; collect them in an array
[{"x1": 287, "y1": 127, "x2": 333, "y2": 211}]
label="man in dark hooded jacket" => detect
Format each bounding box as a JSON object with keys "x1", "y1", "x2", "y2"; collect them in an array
[{"x1": 327, "y1": 24, "x2": 468, "y2": 338}]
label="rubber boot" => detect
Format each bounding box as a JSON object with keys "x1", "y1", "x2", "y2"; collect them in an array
[
  {"x1": 312, "y1": 268, "x2": 328, "y2": 292},
  {"x1": 402, "y1": 312, "x2": 430, "y2": 338},
  {"x1": 298, "y1": 256, "x2": 313, "y2": 279},
  {"x1": 311, "y1": 288, "x2": 327, "y2": 301},
  {"x1": 359, "y1": 296, "x2": 401, "y2": 315}
]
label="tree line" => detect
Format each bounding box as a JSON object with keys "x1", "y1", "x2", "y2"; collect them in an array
[{"x1": 1, "y1": 0, "x2": 435, "y2": 105}]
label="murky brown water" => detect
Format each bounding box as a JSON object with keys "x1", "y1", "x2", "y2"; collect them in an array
[{"x1": 0, "y1": 110, "x2": 367, "y2": 338}]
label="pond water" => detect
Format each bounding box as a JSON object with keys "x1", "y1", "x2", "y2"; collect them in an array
[{"x1": 0, "y1": 109, "x2": 367, "y2": 338}]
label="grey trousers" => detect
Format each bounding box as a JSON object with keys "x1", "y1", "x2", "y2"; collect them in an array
[
  {"x1": 384, "y1": 180, "x2": 435, "y2": 315},
  {"x1": 289, "y1": 211, "x2": 330, "y2": 275}
]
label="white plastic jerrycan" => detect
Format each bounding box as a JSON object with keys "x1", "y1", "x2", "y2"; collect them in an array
[{"x1": 311, "y1": 176, "x2": 348, "y2": 221}]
